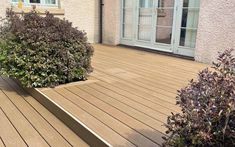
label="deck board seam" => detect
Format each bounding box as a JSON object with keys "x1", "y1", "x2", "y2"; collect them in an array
[
  {"x1": 90, "y1": 75, "x2": 176, "y2": 105},
  {"x1": 55, "y1": 88, "x2": 140, "y2": 146},
  {"x1": 64, "y1": 87, "x2": 163, "y2": 146},
  {"x1": 95, "y1": 45, "x2": 205, "y2": 69},
  {"x1": 85, "y1": 84, "x2": 168, "y2": 122},
  {"x1": 94, "y1": 81, "x2": 178, "y2": 113},
  {"x1": 94, "y1": 68, "x2": 177, "y2": 97},
  {"x1": 95, "y1": 54, "x2": 198, "y2": 76},
  {"x1": 91, "y1": 82, "x2": 175, "y2": 114},
  {"x1": 33, "y1": 88, "x2": 112, "y2": 147},
  {"x1": 92, "y1": 69, "x2": 177, "y2": 100},
  {"x1": 0, "y1": 136, "x2": 6, "y2": 147},
  {"x1": 3, "y1": 79, "x2": 74, "y2": 147},
  {"x1": 95, "y1": 50, "x2": 200, "y2": 74},
  {"x1": 0, "y1": 107, "x2": 28, "y2": 147},
  {"x1": 75, "y1": 85, "x2": 166, "y2": 135},
  {"x1": 0, "y1": 78, "x2": 51, "y2": 147}
]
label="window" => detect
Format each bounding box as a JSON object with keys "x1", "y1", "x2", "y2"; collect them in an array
[
  {"x1": 157, "y1": 0, "x2": 166, "y2": 17},
  {"x1": 30, "y1": 0, "x2": 40, "y2": 3},
  {"x1": 11, "y1": 0, "x2": 58, "y2": 6}
]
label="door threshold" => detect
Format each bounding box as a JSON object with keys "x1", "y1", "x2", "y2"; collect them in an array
[{"x1": 118, "y1": 44, "x2": 195, "y2": 61}]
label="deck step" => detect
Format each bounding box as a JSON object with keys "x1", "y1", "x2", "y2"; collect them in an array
[{"x1": 23, "y1": 87, "x2": 111, "y2": 147}]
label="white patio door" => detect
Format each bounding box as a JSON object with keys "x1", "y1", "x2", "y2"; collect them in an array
[
  {"x1": 134, "y1": 0, "x2": 175, "y2": 52},
  {"x1": 121, "y1": 0, "x2": 200, "y2": 57}
]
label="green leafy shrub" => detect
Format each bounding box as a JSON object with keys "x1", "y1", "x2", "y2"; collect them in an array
[
  {"x1": 0, "y1": 9, "x2": 93, "y2": 87},
  {"x1": 163, "y1": 49, "x2": 235, "y2": 146}
]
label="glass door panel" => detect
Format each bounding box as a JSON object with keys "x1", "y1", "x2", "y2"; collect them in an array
[
  {"x1": 138, "y1": 0, "x2": 154, "y2": 41},
  {"x1": 155, "y1": 0, "x2": 175, "y2": 45},
  {"x1": 179, "y1": 0, "x2": 200, "y2": 48},
  {"x1": 122, "y1": 0, "x2": 134, "y2": 39}
]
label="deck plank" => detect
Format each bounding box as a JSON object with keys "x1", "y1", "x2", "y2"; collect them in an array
[
  {"x1": 43, "y1": 89, "x2": 135, "y2": 147},
  {"x1": 38, "y1": 44, "x2": 207, "y2": 146},
  {"x1": 4, "y1": 78, "x2": 89, "y2": 147},
  {"x1": 0, "y1": 137, "x2": 5, "y2": 147},
  {"x1": 0, "y1": 77, "x2": 89, "y2": 147},
  {"x1": 65, "y1": 86, "x2": 165, "y2": 142},
  {"x1": 0, "y1": 107, "x2": 27, "y2": 147},
  {"x1": 0, "y1": 78, "x2": 72, "y2": 147},
  {"x1": 0, "y1": 89, "x2": 49, "y2": 147},
  {"x1": 55, "y1": 88, "x2": 159, "y2": 146}
]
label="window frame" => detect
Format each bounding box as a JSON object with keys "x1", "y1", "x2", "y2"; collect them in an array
[{"x1": 11, "y1": 0, "x2": 58, "y2": 7}]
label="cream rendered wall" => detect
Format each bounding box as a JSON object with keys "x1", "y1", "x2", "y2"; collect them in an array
[
  {"x1": 0, "y1": 0, "x2": 10, "y2": 18},
  {"x1": 62, "y1": 0, "x2": 100, "y2": 43},
  {"x1": 195, "y1": 0, "x2": 235, "y2": 63},
  {"x1": 102, "y1": 0, "x2": 121, "y2": 45},
  {"x1": 0, "y1": 0, "x2": 99, "y2": 43}
]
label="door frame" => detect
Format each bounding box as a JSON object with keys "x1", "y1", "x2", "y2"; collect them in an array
[{"x1": 120, "y1": 0, "x2": 199, "y2": 57}]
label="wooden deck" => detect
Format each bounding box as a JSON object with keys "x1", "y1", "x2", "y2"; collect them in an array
[
  {"x1": 0, "y1": 77, "x2": 88, "y2": 147},
  {"x1": 37, "y1": 44, "x2": 208, "y2": 146}
]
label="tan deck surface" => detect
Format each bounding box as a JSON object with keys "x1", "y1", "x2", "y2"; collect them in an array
[
  {"x1": 39, "y1": 44, "x2": 208, "y2": 147},
  {"x1": 0, "y1": 77, "x2": 89, "y2": 147}
]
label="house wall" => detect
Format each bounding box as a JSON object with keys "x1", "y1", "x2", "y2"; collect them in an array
[
  {"x1": 103, "y1": 0, "x2": 235, "y2": 63},
  {"x1": 102, "y1": 0, "x2": 121, "y2": 45},
  {"x1": 62, "y1": 0, "x2": 99, "y2": 43},
  {"x1": 195, "y1": 0, "x2": 235, "y2": 63},
  {"x1": 0, "y1": 0, "x2": 10, "y2": 18},
  {"x1": 0, "y1": 0, "x2": 99, "y2": 43}
]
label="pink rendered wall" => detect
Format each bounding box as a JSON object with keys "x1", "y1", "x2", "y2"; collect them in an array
[{"x1": 195, "y1": 0, "x2": 235, "y2": 63}]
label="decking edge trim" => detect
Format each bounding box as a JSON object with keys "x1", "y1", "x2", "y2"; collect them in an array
[{"x1": 16, "y1": 81, "x2": 111, "y2": 147}]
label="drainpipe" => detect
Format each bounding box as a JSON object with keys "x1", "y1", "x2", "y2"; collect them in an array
[{"x1": 99, "y1": 0, "x2": 104, "y2": 43}]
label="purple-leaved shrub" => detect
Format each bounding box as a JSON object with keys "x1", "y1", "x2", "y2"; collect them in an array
[
  {"x1": 163, "y1": 49, "x2": 235, "y2": 146},
  {"x1": 0, "y1": 9, "x2": 93, "y2": 87}
]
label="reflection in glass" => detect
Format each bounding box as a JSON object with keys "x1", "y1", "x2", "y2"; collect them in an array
[
  {"x1": 155, "y1": 0, "x2": 174, "y2": 44},
  {"x1": 180, "y1": 0, "x2": 200, "y2": 48},
  {"x1": 156, "y1": 27, "x2": 172, "y2": 44},
  {"x1": 180, "y1": 28, "x2": 197, "y2": 48},
  {"x1": 122, "y1": 0, "x2": 133, "y2": 39},
  {"x1": 138, "y1": 25, "x2": 152, "y2": 41},
  {"x1": 123, "y1": 24, "x2": 132, "y2": 38},
  {"x1": 138, "y1": 0, "x2": 153, "y2": 41},
  {"x1": 124, "y1": 0, "x2": 132, "y2": 8},
  {"x1": 140, "y1": 0, "x2": 153, "y2": 8}
]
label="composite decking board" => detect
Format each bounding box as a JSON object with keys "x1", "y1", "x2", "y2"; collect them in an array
[
  {"x1": 94, "y1": 58, "x2": 186, "y2": 90},
  {"x1": 94, "y1": 57, "x2": 194, "y2": 86},
  {"x1": 94, "y1": 48, "x2": 206, "y2": 80},
  {"x1": 0, "y1": 137, "x2": 5, "y2": 147},
  {"x1": 0, "y1": 89, "x2": 49, "y2": 147},
  {"x1": 91, "y1": 81, "x2": 180, "y2": 112},
  {"x1": 88, "y1": 82, "x2": 176, "y2": 115},
  {"x1": 55, "y1": 88, "x2": 160, "y2": 146},
  {"x1": 94, "y1": 53, "x2": 199, "y2": 80},
  {"x1": 93, "y1": 57, "x2": 195, "y2": 88},
  {"x1": 90, "y1": 74, "x2": 179, "y2": 109},
  {"x1": 87, "y1": 83, "x2": 170, "y2": 120},
  {"x1": 95, "y1": 44, "x2": 206, "y2": 71},
  {"x1": 95, "y1": 52, "x2": 200, "y2": 80},
  {"x1": 77, "y1": 85, "x2": 165, "y2": 130},
  {"x1": 42, "y1": 90, "x2": 135, "y2": 147},
  {"x1": 5, "y1": 78, "x2": 89, "y2": 147},
  {"x1": 95, "y1": 66, "x2": 178, "y2": 97},
  {"x1": 92, "y1": 71, "x2": 178, "y2": 104},
  {"x1": 0, "y1": 107, "x2": 27, "y2": 147},
  {"x1": 71, "y1": 85, "x2": 166, "y2": 135},
  {"x1": 1, "y1": 78, "x2": 73, "y2": 147},
  {"x1": 92, "y1": 54, "x2": 195, "y2": 86},
  {"x1": 37, "y1": 44, "x2": 206, "y2": 146}
]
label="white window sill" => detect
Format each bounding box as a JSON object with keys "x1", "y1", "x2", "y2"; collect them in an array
[{"x1": 12, "y1": 6, "x2": 65, "y2": 15}]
